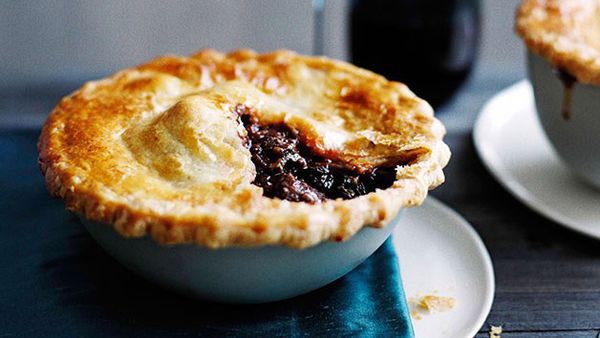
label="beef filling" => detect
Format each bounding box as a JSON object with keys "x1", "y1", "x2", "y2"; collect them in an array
[{"x1": 236, "y1": 108, "x2": 403, "y2": 203}]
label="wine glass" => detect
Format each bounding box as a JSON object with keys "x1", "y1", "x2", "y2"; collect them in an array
[{"x1": 350, "y1": 0, "x2": 481, "y2": 108}]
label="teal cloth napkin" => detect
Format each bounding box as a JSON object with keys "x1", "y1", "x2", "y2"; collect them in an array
[{"x1": 0, "y1": 130, "x2": 414, "y2": 337}]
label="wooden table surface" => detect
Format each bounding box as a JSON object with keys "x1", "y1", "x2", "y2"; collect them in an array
[{"x1": 435, "y1": 132, "x2": 600, "y2": 337}]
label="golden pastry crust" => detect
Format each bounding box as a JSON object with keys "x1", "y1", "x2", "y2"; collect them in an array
[
  {"x1": 38, "y1": 49, "x2": 449, "y2": 249},
  {"x1": 516, "y1": 0, "x2": 600, "y2": 84}
]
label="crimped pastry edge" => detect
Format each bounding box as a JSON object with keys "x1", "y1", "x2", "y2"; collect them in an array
[
  {"x1": 38, "y1": 49, "x2": 450, "y2": 249},
  {"x1": 516, "y1": 0, "x2": 600, "y2": 85}
]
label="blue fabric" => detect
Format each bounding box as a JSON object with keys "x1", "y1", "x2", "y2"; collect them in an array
[{"x1": 0, "y1": 130, "x2": 414, "y2": 337}]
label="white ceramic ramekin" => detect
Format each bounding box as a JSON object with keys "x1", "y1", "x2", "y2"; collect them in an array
[
  {"x1": 528, "y1": 52, "x2": 600, "y2": 189},
  {"x1": 81, "y1": 211, "x2": 401, "y2": 304}
]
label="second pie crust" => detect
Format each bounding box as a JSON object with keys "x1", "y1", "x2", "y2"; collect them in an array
[{"x1": 516, "y1": 0, "x2": 600, "y2": 85}]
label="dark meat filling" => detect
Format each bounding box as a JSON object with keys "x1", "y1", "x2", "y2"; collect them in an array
[{"x1": 238, "y1": 112, "x2": 403, "y2": 203}]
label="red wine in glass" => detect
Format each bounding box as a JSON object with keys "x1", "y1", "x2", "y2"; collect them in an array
[{"x1": 350, "y1": 0, "x2": 480, "y2": 108}]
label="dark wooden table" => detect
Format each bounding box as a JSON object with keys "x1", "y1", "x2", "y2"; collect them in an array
[
  {"x1": 2, "y1": 70, "x2": 600, "y2": 337},
  {"x1": 435, "y1": 132, "x2": 600, "y2": 337}
]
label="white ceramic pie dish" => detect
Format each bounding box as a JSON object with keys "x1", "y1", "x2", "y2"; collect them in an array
[
  {"x1": 528, "y1": 52, "x2": 600, "y2": 189},
  {"x1": 81, "y1": 211, "x2": 401, "y2": 304}
]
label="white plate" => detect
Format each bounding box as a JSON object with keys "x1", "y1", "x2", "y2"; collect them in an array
[
  {"x1": 473, "y1": 81, "x2": 600, "y2": 239},
  {"x1": 394, "y1": 197, "x2": 495, "y2": 338}
]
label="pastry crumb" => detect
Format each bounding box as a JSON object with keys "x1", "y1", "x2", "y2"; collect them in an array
[
  {"x1": 409, "y1": 293, "x2": 455, "y2": 320},
  {"x1": 418, "y1": 295, "x2": 455, "y2": 312},
  {"x1": 489, "y1": 325, "x2": 502, "y2": 338},
  {"x1": 410, "y1": 309, "x2": 422, "y2": 320}
]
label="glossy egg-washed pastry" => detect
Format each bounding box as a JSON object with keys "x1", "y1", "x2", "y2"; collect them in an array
[
  {"x1": 516, "y1": 0, "x2": 600, "y2": 85},
  {"x1": 38, "y1": 49, "x2": 450, "y2": 248}
]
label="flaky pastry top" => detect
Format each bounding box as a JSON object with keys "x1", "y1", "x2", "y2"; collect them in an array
[
  {"x1": 516, "y1": 0, "x2": 600, "y2": 84},
  {"x1": 39, "y1": 49, "x2": 449, "y2": 248}
]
